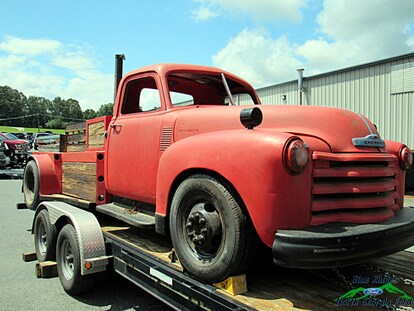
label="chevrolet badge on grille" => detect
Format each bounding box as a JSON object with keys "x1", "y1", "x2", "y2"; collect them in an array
[{"x1": 352, "y1": 134, "x2": 386, "y2": 148}]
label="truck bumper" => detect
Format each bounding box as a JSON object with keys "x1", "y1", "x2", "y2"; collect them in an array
[{"x1": 272, "y1": 207, "x2": 414, "y2": 268}]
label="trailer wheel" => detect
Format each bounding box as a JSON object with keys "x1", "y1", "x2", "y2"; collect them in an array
[
  {"x1": 170, "y1": 175, "x2": 253, "y2": 283},
  {"x1": 23, "y1": 160, "x2": 40, "y2": 210},
  {"x1": 34, "y1": 209, "x2": 56, "y2": 261},
  {"x1": 56, "y1": 224, "x2": 95, "y2": 295}
]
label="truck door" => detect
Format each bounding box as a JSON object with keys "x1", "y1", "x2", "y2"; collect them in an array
[{"x1": 106, "y1": 73, "x2": 164, "y2": 204}]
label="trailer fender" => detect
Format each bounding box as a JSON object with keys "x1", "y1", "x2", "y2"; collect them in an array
[{"x1": 34, "y1": 201, "x2": 108, "y2": 275}]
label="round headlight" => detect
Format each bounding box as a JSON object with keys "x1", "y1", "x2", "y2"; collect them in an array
[
  {"x1": 400, "y1": 146, "x2": 413, "y2": 170},
  {"x1": 284, "y1": 139, "x2": 309, "y2": 175}
]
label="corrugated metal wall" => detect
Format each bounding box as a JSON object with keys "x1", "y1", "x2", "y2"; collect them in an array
[{"x1": 255, "y1": 54, "x2": 414, "y2": 148}]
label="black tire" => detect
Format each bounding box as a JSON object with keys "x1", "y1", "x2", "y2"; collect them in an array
[
  {"x1": 34, "y1": 209, "x2": 57, "y2": 262},
  {"x1": 56, "y1": 224, "x2": 95, "y2": 295},
  {"x1": 23, "y1": 160, "x2": 40, "y2": 210},
  {"x1": 169, "y1": 174, "x2": 255, "y2": 283}
]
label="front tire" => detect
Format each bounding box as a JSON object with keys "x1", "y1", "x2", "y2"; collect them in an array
[
  {"x1": 170, "y1": 175, "x2": 254, "y2": 283},
  {"x1": 23, "y1": 160, "x2": 40, "y2": 210},
  {"x1": 56, "y1": 224, "x2": 95, "y2": 295},
  {"x1": 34, "y1": 209, "x2": 57, "y2": 262}
]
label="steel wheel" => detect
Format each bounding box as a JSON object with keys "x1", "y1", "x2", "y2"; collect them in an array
[
  {"x1": 34, "y1": 209, "x2": 56, "y2": 261},
  {"x1": 170, "y1": 174, "x2": 254, "y2": 283},
  {"x1": 60, "y1": 239, "x2": 75, "y2": 280},
  {"x1": 56, "y1": 224, "x2": 95, "y2": 295}
]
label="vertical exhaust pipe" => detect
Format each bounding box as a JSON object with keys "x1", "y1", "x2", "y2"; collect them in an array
[
  {"x1": 297, "y1": 68, "x2": 305, "y2": 105},
  {"x1": 114, "y1": 54, "x2": 126, "y2": 102}
]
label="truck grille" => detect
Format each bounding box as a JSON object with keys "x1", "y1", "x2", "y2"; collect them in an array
[{"x1": 311, "y1": 151, "x2": 399, "y2": 226}]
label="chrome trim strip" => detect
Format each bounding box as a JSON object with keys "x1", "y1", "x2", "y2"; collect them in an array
[{"x1": 355, "y1": 113, "x2": 373, "y2": 135}]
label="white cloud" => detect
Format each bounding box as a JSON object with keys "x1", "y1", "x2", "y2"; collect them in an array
[
  {"x1": 191, "y1": 6, "x2": 220, "y2": 22},
  {"x1": 213, "y1": 29, "x2": 302, "y2": 87},
  {"x1": 311, "y1": 0, "x2": 414, "y2": 63},
  {"x1": 213, "y1": 0, "x2": 414, "y2": 86},
  {"x1": 0, "y1": 36, "x2": 112, "y2": 110},
  {"x1": 0, "y1": 35, "x2": 62, "y2": 56},
  {"x1": 192, "y1": 0, "x2": 306, "y2": 22},
  {"x1": 52, "y1": 52, "x2": 98, "y2": 72}
]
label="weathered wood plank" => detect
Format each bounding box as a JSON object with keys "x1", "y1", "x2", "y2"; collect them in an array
[
  {"x1": 88, "y1": 121, "x2": 105, "y2": 149},
  {"x1": 66, "y1": 133, "x2": 86, "y2": 144},
  {"x1": 62, "y1": 162, "x2": 96, "y2": 202},
  {"x1": 65, "y1": 122, "x2": 86, "y2": 133},
  {"x1": 66, "y1": 144, "x2": 86, "y2": 152}
]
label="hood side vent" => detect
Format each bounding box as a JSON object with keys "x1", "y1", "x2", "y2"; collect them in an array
[{"x1": 160, "y1": 126, "x2": 173, "y2": 151}]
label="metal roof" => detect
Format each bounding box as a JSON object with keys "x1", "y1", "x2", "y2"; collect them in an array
[{"x1": 258, "y1": 51, "x2": 414, "y2": 91}]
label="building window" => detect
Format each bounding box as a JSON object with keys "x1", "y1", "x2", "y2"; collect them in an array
[{"x1": 391, "y1": 61, "x2": 414, "y2": 94}]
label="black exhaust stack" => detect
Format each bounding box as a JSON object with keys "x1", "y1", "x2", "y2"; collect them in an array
[{"x1": 114, "y1": 54, "x2": 126, "y2": 101}]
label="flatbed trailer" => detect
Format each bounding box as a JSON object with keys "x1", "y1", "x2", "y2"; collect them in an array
[
  {"x1": 102, "y1": 225, "x2": 414, "y2": 311},
  {"x1": 23, "y1": 202, "x2": 414, "y2": 311}
]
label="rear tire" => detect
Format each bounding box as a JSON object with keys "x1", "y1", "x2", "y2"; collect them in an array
[
  {"x1": 23, "y1": 160, "x2": 40, "y2": 210},
  {"x1": 34, "y1": 209, "x2": 57, "y2": 261},
  {"x1": 170, "y1": 174, "x2": 255, "y2": 283},
  {"x1": 56, "y1": 224, "x2": 95, "y2": 295}
]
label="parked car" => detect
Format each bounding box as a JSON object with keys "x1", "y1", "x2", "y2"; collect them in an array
[
  {"x1": 26, "y1": 132, "x2": 34, "y2": 149},
  {"x1": 33, "y1": 132, "x2": 53, "y2": 150},
  {"x1": 11, "y1": 132, "x2": 27, "y2": 140},
  {"x1": 0, "y1": 140, "x2": 11, "y2": 168},
  {"x1": 0, "y1": 133, "x2": 29, "y2": 167}
]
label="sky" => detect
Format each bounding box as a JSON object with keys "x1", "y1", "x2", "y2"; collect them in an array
[{"x1": 0, "y1": 0, "x2": 414, "y2": 111}]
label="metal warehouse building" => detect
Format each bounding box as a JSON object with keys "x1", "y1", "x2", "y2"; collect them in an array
[{"x1": 255, "y1": 52, "x2": 414, "y2": 150}]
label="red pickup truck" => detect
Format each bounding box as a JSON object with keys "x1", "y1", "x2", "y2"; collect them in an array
[{"x1": 23, "y1": 63, "x2": 414, "y2": 283}]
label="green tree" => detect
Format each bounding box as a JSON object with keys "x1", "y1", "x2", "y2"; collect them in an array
[
  {"x1": 0, "y1": 86, "x2": 27, "y2": 126},
  {"x1": 83, "y1": 108, "x2": 97, "y2": 120},
  {"x1": 24, "y1": 96, "x2": 51, "y2": 128},
  {"x1": 48, "y1": 97, "x2": 84, "y2": 128},
  {"x1": 97, "y1": 103, "x2": 114, "y2": 116},
  {"x1": 45, "y1": 118, "x2": 68, "y2": 129}
]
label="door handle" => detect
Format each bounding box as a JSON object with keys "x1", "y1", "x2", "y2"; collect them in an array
[{"x1": 110, "y1": 124, "x2": 122, "y2": 129}]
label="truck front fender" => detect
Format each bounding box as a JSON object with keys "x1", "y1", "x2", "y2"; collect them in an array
[{"x1": 156, "y1": 129, "x2": 312, "y2": 247}]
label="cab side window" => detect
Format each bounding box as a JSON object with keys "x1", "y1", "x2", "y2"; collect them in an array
[{"x1": 122, "y1": 76, "x2": 161, "y2": 114}]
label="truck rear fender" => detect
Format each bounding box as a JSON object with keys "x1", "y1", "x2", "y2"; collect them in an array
[
  {"x1": 28, "y1": 153, "x2": 62, "y2": 196},
  {"x1": 156, "y1": 129, "x2": 313, "y2": 247}
]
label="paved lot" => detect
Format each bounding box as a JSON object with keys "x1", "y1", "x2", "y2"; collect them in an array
[
  {"x1": 0, "y1": 180, "x2": 171, "y2": 311},
  {"x1": 0, "y1": 168, "x2": 23, "y2": 179}
]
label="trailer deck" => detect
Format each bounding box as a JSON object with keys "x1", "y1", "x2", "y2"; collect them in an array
[
  {"x1": 24, "y1": 201, "x2": 414, "y2": 311},
  {"x1": 102, "y1": 214, "x2": 414, "y2": 311}
]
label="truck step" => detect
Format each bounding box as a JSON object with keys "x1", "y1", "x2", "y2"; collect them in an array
[{"x1": 96, "y1": 203, "x2": 155, "y2": 229}]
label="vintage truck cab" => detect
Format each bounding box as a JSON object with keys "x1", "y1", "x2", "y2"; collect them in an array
[{"x1": 23, "y1": 63, "x2": 414, "y2": 283}]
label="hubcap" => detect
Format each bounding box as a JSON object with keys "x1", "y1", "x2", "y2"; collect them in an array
[
  {"x1": 60, "y1": 240, "x2": 74, "y2": 280},
  {"x1": 37, "y1": 223, "x2": 47, "y2": 255},
  {"x1": 185, "y1": 203, "x2": 222, "y2": 256}
]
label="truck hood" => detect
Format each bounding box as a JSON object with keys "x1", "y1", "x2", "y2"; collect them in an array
[
  {"x1": 1, "y1": 139, "x2": 27, "y2": 147},
  {"x1": 174, "y1": 105, "x2": 382, "y2": 153}
]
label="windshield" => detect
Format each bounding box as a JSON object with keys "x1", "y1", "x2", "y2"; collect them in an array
[
  {"x1": 4, "y1": 133, "x2": 19, "y2": 140},
  {"x1": 167, "y1": 72, "x2": 258, "y2": 107}
]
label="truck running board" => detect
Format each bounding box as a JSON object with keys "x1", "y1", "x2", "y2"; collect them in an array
[{"x1": 96, "y1": 203, "x2": 155, "y2": 229}]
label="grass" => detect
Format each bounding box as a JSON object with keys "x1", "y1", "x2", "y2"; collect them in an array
[{"x1": 0, "y1": 125, "x2": 65, "y2": 134}]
